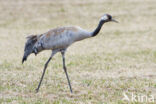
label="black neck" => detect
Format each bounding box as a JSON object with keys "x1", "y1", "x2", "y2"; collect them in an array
[{"x1": 91, "y1": 20, "x2": 104, "y2": 37}]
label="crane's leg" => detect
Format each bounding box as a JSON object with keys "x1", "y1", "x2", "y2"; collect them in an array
[
  {"x1": 61, "y1": 50, "x2": 73, "y2": 93},
  {"x1": 36, "y1": 51, "x2": 56, "y2": 93}
]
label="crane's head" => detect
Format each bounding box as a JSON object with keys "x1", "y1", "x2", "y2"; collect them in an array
[{"x1": 100, "y1": 14, "x2": 118, "y2": 23}]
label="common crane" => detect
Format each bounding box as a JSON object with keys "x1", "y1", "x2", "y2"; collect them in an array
[{"x1": 22, "y1": 14, "x2": 118, "y2": 93}]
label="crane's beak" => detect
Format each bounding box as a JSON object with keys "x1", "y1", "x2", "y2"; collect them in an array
[{"x1": 111, "y1": 18, "x2": 118, "y2": 23}]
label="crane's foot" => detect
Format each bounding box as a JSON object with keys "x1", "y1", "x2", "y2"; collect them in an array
[
  {"x1": 35, "y1": 88, "x2": 39, "y2": 93},
  {"x1": 70, "y1": 90, "x2": 73, "y2": 93}
]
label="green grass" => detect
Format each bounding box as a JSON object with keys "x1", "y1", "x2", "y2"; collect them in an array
[{"x1": 0, "y1": 0, "x2": 156, "y2": 103}]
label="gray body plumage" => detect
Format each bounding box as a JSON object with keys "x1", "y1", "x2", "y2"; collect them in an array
[
  {"x1": 23, "y1": 26, "x2": 92, "y2": 63},
  {"x1": 34, "y1": 26, "x2": 91, "y2": 51}
]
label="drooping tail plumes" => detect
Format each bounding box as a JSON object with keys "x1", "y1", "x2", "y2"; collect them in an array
[{"x1": 22, "y1": 35, "x2": 38, "y2": 64}]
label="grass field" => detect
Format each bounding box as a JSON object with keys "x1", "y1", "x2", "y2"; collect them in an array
[{"x1": 0, "y1": 0, "x2": 156, "y2": 103}]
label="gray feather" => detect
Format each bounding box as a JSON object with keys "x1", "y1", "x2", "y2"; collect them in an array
[{"x1": 22, "y1": 35, "x2": 37, "y2": 64}]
